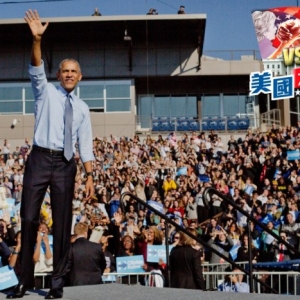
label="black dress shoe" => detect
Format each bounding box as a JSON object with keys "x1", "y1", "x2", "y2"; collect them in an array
[
  {"x1": 6, "y1": 284, "x2": 28, "y2": 299},
  {"x1": 45, "y1": 289, "x2": 63, "y2": 299}
]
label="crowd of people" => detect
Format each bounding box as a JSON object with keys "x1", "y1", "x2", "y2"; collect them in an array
[{"x1": 1, "y1": 123, "x2": 300, "y2": 290}]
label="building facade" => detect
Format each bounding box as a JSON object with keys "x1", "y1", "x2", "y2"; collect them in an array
[{"x1": 0, "y1": 14, "x2": 268, "y2": 140}]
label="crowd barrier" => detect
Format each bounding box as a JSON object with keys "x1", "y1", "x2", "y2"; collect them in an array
[
  {"x1": 35, "y1": 263, "x2": 300, "y2": 295},
  {"x1": 202, "y1": 262, "x2": 300, "y2": 295}
]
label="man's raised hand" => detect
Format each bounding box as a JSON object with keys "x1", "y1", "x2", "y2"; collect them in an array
[{"x1": 24, "y1": 9, "x2": 49, "y2": 39}]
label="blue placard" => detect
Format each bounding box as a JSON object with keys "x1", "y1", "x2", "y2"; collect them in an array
[
  {"x1": 252, "y1": 237, "x2": 261, "y2": 249},
  {"x1": 199, "y1": 174, "x2": 210, "y2": 183},
  {"x1": 147, "y1": 200, "x2": 164, "y2": 214},
  {"x1": 0, "y1": 266, "x2": 18, "y2": 290},
  {"x1": 229, "y1": 244, "x2": 240, "y2": 261},
  {"x1": 102, "y1": 274, "x2": 117, "y2": 282},
  {"x1": 6, "y1": 198, "x2": 15, "y2": 217},
  {"x1": 176, "y1": 167, "x2": 187, "y2": 176},
  {"x1": 287, "y1": 150, "x2": 300, "y2": 161},
  {"x1": 116, "y1": 255, "x2": 145, "y2": 274},
  {"x1": 147, "y1": 245, "x2": 173, "y2": 263}
]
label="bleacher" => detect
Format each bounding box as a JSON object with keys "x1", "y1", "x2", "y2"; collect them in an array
[{"x1": 151, "y1": 116, "x2": 250, "y2": 132}]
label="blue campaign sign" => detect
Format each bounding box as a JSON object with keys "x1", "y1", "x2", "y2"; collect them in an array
[
  {"x1": 176, "y1": 167, "x2": 187, "y2": 176},
  {"x1": 147, "y1": 245, "x2": 173, "y2": 263},
  {"x1": 147, "y1": 200, "x2": 164, "y2": 214},
  {"x1": 229, "y1": 244, "x2": 240, "y2": 261},
  {"x1": 102, "y1": 274, "x2": 117, "y2": 282},
  {"x1": 116, "y1": 255, "x2": 145, "y2": 274},
  {"x1": 198, "y1": 174, "x2": 210, "y2": 183},
  {"x1": 6, "y1": 198, "x2": 16, "y2": 217},
  {"x1": 0, "y1": 266, "x2": 18, "y2": 290},
  {"x1": 287, "y1": 150, "x2": 300, "y2": 161}
]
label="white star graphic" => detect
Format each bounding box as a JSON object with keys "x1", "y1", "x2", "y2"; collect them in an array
[
  {"x1": 295, "y1": 89, "x2": 300, "y2": 96},
  {"x1": 276, "y1": 16, "x2": 281, "y2": 22},
  {"x1": 285, "y1": 14, "x2": 292, "y2": 20}
]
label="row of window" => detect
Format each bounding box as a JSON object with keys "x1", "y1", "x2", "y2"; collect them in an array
[
  {"x1": 0, "y1": 80, "x2": 132, "y2": 114},
  {"x1": 0, "y1": 81, "x2": 250, "y2": 128},
  {"x1": 137, "y1": 94, "x2": 250, "y2": 127}
]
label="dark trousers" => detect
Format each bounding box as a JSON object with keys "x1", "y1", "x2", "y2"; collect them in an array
[{"x1": 20, "y1": 148, "x2": 76, "y2": 288}]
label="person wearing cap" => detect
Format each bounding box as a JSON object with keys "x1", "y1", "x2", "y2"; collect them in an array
[{"x1": 177, "y1": 5, "x2": 186, "y2": 14}]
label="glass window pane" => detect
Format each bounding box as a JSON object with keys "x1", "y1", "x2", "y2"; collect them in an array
[
  {"x1": 106, "y1": 84, "x2": 130, "y2": 98},
  {"x1": 202, "y1": 95, "x2": 220, "y2": 117},
  {"x1": 224, "y1": 95, "x2": 239, "y2": 117},
  {"x1": 106, "y1": 99, "x2": 130, "y2": 112},
  {"x1": 154, "y1": 96, "x2": 170, "y2": 117},
  {"x1": 0, "y1": 87, "x2": 22, "y2": 100},
  {"x1": 238, "y1": 95, "x2": 246, "y2": 114},
  {"x1": 186, "y1": 96, "x2": 197, "y2": 117},
  {"x1": 139, "y1": 96, "x2": 153, "y2": 128},
  {"x1": 24, "y1": 87, "x2": 34, "y2": 100},
  {"x1": 0, "y1": 101, "x2": 22, "y2": 113},
  {"x1": 80, "y1": 85, "x2": 104, "y2": 99},
  {"x1": 223, "y1": 95, "x2": 246, "y2": 116},
  {"x1": 170, "y1": 96, "x2": 186, "y2": 117},
  {"x1": 84, "y1": 99, "x2": 104, "y2": 108},
  {"x1": 25, "y1": 101, "x2": 34, "y2": 114}
]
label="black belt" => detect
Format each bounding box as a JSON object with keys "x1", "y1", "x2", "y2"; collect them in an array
[{"x1": 33, "y1": 145, "x2": 64, "y2": 156}]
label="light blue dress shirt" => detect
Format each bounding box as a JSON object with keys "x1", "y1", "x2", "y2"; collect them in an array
[{"x1": 28, "y1": 60, "x2": 94, "y2": 163}]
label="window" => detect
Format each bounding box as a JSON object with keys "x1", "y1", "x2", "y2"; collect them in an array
[
  {"x1": 137, "y1": 94, "x2": 197, "y2": 128},
  {"x1": 223, "y1": 94, "x2": 246, "y2": 117},
  {"x1": 202, "y1": 94, "x2": 247, "y2": 118},
  {"x1": 0, "y1": 85, "x2": 23, "y2": 114},
  {"x1": 202, "y1": 95, "x2": 220, "y2": 117}
]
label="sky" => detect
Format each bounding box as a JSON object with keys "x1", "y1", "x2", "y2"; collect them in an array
[{"x1": 0, "y1": 0, "x2": 299, "y2": 52}]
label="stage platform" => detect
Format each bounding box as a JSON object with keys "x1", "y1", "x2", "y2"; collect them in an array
[{"x1": 0, "y1": 284, "x2": 299, "y2": 300}]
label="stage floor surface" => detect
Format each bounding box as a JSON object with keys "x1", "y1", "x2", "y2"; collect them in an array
[{"x1": 0, "y1": 283, "x2": 299, "y2": 300}]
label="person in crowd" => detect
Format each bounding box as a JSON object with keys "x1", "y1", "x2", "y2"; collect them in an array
[
  {"x1": 236, "y1": 233, "x2": 259, "y2": 263},
  {"x1": 8, "y1": 231, "x2": 21, "y2": 278},
  {"x1": 281, "y1": 213, "x2": 300, "y2": 257},
  {"x1": 51, "y1": 222, "x2": 106, "y2": 286},
  {"x1": 208, "y1": 227, "x2": 234, "y2": 264},
  {"x1": 0, "y1": 215, "x2": 16, "y2": 247},
  {"x1": 92, "y1": 7, "x2": 101, "y2": 16},
  {"x1": 272, "y1": 231, "x2": 294, "y2": 262},
  {"x1": 177, "y1": 5, "x2": 186, "y2": 14},
  {"x1": 170, "y1": 227, "x2": 205, "y2": 290},
  {"x1": 33, "y1": 223, "x2": 53, "y2": 274},
  {"x1": 0, "y1": 234, "x2": 11, "y2": 266},
  {"x1": 218, "y1": 268, "x2": 249, "y2": 293}
]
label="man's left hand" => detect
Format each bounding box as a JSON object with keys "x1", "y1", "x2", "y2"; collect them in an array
[{"x1": 85, "y1": 178, "x2": 94, "y2": 200}]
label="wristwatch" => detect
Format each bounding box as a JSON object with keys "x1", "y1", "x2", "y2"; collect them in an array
[{"x1": 85, "y1": 172, "x2": 93, "y2": 178}]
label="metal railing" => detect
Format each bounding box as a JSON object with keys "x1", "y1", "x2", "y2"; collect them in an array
[
  {"x1": 261, "y1": 109, "x2": 281, "y2": 128},
  {"x1": 202, "y1": 50, "x2": 261, "y2": 61}
]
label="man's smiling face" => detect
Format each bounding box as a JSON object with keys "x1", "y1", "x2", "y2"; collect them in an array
[{"x1": 57, "y1": 60, "x2": 82, "y2": 93}]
